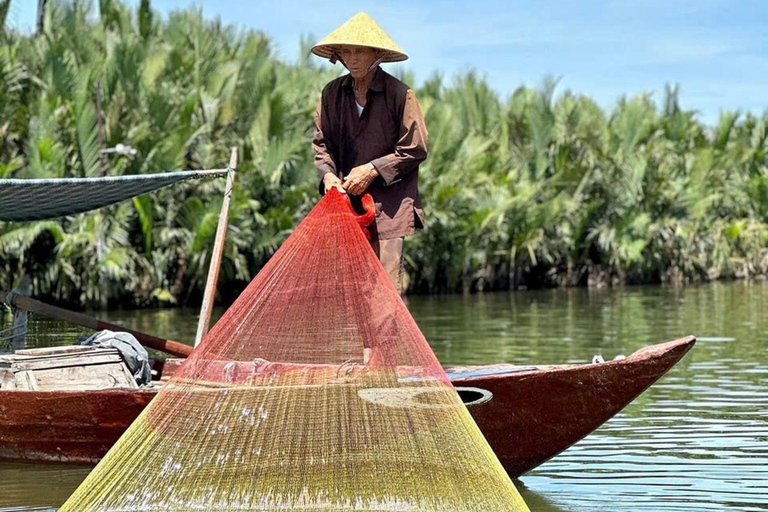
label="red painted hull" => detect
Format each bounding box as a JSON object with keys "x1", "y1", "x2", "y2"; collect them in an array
[
  {"x1": 449, "y1": 336, "x2": 695, "y2": 477},
  {"x1": 0, "y1": 336, "x2": 694, "y2": 477}
]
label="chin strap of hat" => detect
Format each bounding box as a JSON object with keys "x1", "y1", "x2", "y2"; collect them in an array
[
  {"x1": 330, "y1": 50, "x2": 347, "y2": 68},
  {"x1": 366, "y1": 57, "x2": 384, "y2": 75},
  {"x1": 330, "y1": 50, "x2": 385, "y2": 77}
]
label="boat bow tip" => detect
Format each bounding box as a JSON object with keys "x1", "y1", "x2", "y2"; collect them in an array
[{"x1": 630, "y1": 335, "x2": 696, "y2": 362}]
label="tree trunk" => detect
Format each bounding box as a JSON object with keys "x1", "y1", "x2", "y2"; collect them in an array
[{"x1": 36, "y1": 0, "x2": 48, "y2": 36}]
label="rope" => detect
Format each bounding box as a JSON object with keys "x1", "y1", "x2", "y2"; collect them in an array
[
  {"x1": 4, "y1": 289, "x2": 21, "y2": 307},
  {"x1": 0, "y1": 290, "x2": 28, "y2": 350}
]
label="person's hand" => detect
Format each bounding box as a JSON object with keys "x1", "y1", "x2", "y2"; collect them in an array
[
  {"x1": 323, "y1": 172, "x2": 345, "y2": 194},
  {"x1": 343, "y1": 163, "x2": 379, "y2": 196}
]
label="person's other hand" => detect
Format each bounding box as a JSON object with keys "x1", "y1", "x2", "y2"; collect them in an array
[
  {"x1": 343, "y1": 163, "x2": 379, "y2": 196},
  {"x1": 323, "y1": 172, "x2": 345, "y2": 194}
]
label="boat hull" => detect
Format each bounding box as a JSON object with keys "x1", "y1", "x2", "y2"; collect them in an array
[{"x1": 0, "y1": 336, "x2": 695, "y2": 477}]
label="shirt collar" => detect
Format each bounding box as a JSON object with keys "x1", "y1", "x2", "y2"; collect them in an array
[{"x1": 342, "y1": 66, "x2": 385, "y2": 92}]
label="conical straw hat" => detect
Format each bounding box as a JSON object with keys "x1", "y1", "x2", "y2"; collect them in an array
[{"x1": 312, "y1": 13, "x2": 408, "y2": 63}]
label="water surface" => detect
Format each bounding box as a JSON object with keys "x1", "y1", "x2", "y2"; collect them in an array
[{"x1": 1, "y1": 282, "x2": 766, "y2": 511}]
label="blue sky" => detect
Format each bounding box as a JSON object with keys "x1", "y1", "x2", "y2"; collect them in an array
[{"x1": 9, "y1": 0, "x2": 767, "y2": 125}]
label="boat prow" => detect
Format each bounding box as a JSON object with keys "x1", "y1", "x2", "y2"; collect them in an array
[{"x1": 446, "y1": 335, "x2": 696, "y2": 478}]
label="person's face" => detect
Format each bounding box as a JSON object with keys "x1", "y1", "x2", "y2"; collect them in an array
[{"x1": 339, "y1": 45, "x2": 378, "y2": 80}]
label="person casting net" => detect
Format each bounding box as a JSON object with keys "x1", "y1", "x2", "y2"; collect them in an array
[
  {"x1": 60, "y1": 13, "x2": 530, "y2": 511},
  {"x1": 312, "y1": 13, "x2": 429, "y2": 295}
]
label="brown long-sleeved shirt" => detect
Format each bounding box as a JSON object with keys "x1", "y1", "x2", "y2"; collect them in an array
[{"x1": 313, "y1": 67, "x2": 428, "y2": 240}]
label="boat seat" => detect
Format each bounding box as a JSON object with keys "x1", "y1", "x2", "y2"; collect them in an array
[{"x1": 0, "y1": 345, "x2": 138, "y2": 391}]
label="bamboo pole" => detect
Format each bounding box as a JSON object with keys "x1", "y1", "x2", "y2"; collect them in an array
[
  {"x1": 0, "y1": 291, "x2": 193, "y2": 358},
  {"x1": 194, "y1": 148, "x2": 237, "y2": 347}
]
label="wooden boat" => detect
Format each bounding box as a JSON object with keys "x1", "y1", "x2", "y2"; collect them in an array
[
  {"x1": 0, "y1": 164, "x2": 696, "y2": 477},
  {"x1": 0, "y1": 335, "x2": 695, "y2": 478}
]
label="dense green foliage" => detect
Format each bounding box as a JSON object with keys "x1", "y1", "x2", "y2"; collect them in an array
[{"x1": 1, "y1": 1, "x2": 767, "y2": 307}]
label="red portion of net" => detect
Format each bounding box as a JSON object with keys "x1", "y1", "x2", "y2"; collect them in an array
[{"x1": 177, "y1": 189, "x2": 448, "y2": 384}]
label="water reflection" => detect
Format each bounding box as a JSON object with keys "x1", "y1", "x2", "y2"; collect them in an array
[
  {"x1": 517, "y1": 482, "x2": 572, "y2": 512},
  {"x1": 1, "y1": 281, "x2": 766, "y2": 510}
]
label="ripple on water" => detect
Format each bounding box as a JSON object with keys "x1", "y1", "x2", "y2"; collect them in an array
[{"x1": 1, "y1": 282, "x2": 767, "y2": 511}]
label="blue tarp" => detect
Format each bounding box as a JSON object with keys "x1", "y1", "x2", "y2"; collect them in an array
[{"x1": 0, "y1": 170, "x2": 228, "y2": 222}]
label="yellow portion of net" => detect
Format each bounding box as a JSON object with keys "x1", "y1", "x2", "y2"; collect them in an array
[
  {"x1": 63, "y1": 369, "x2": 529, "y2": 510},
  {"x1": 60, "y1": 190, "x2": 530, "y2": 511}
]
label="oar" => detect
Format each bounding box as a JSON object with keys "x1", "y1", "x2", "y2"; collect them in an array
[{"x1": 0, "y1": 291, "x2": 193, "y2": 358}]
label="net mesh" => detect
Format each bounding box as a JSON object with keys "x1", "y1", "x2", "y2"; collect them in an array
[
  {"x1": 59, "y1": 189, "x2": 530, "y2": 511},
  {"x1": 0, "y1": 170, "x2": 227, "y2": 222}
]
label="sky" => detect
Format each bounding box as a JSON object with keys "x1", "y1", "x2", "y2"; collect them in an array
[{"x1": 9, "y1": 0, "x2": 768, "y2": 125}]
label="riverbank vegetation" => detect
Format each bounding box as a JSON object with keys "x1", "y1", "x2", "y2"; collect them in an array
[{"x1": 1, "y1": 0, "x2": 767, "y2": 306}]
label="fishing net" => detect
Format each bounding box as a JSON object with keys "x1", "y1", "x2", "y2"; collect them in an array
[{"x1": 60, "y1": 189, "x2": 530, "y2": 511}]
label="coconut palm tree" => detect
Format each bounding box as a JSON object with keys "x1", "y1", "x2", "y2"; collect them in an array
[{"x1": 1, "y1": 0, "x2": 767, "y2": 304}]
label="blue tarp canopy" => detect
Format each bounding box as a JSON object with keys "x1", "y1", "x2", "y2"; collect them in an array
[{"x1": 0, "y1": 170, "x2": 228, "y2": 222}]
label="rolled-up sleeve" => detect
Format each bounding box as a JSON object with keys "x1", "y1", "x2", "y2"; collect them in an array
[
  {"x1": 312, "y1": 98, "x2": 336, "y2": 190},
  {"x1": 370, "y1": 89, "x2": 429, "y2": 185}
]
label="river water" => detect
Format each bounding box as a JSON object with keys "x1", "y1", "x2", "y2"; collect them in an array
[{"x1": 1, "y1": 282, "x2": 766, "y2": 511}]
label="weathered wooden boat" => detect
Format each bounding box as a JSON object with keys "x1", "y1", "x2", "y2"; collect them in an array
[
  {"x1": 0, "y1": 169, "x2": 696, "y2": 477},
  {"x1": 0, "y1": 335, "x2": 695, "y2": 478}
]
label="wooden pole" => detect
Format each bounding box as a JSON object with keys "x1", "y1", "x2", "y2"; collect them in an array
[
  {"x1": 194, "y1": 148, "x2": 237, "y2": 347},
  {"x1": 0, "y1": 291, "x2": 193, "y2": 358},
  {"x1": 96, "y1": 83, "x2": 106, "y2": 177},
  {"x1": 96, "y1": 83, "x2": 108, "y2": 309}
]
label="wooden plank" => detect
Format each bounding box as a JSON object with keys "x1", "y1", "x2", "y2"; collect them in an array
[
  {"x1": 31, "y1": 362, "x2": 137, "y2": 391},
  {"x1": 118, "y1": 362, "x2": 139, "y2": 389},
  {"x1": 16, "y1": 370, "x2": 39, "y2": 391},
  {"x1": 0, "y1": 369, "x2": 16, "y2": 389},
  {"x1": 1, "y1": 349, "x2": 116, "y2": 365},
  {"x1": 2, "y1": 348, "x2": 122, "y2": 370},
  {"x1": 11, "y1": 348, "x2": 119, "y2": 361},
  {"x1": 14, "y1": 345, "x2": 94, "y2": 356},
  {"x1": 3, "y1": 347, "x2": 117, "y2": 359},
  {"x1": 0, "y1": 346, "x2": 139, "y2": 390},
  {"x1": 10, "y1": 353, "x2": 123, "y2": 372}
]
